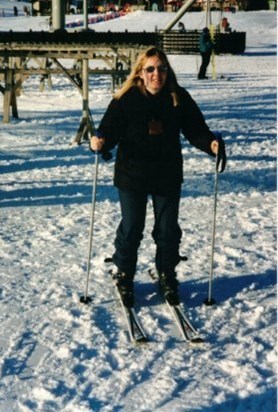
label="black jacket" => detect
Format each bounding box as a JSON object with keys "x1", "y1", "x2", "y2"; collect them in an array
[{"x1": 98, "y1": 86, "x2": 215, "y2": 195}]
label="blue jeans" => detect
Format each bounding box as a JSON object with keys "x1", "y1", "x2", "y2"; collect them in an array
[{"x1": 112, "y1": 189, "x2": 182, "y2": 276}]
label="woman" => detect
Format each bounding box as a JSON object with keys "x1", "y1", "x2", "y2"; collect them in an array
[{"x1": 91, "y1": 46, "x2": 226, "y2": 307}]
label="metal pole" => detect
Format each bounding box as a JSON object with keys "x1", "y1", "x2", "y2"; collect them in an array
[
  {"x1": 79, "y1": 55, "x2": 97, "y2": 303},
  {"x1": 206, "y1": 0, "x2": 212, "y2": 27},
  {"x1": 80, "y1": 153, "x2": 99, "y2": 304},
  {"x1": 52, "y1": 0, "x2": 65, "y2": 30},
  {"x1": 204, "y1": 152, "x2": 219, "y2": 306},
  {"x1": 83, "y1": 0, "x2": 88, "y2": 30}
]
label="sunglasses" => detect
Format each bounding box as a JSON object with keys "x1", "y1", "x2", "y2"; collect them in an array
[{"x1": 142, "y1": 65, "x2": 168, "y2": 74}]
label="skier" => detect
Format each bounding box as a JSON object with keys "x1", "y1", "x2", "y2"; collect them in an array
[
  {"x1": 198, "y1": 27, "x2": 214, "y2": 80},
  {"x1": 90, "y1": 46, "x2": 226, "y2": 307}
]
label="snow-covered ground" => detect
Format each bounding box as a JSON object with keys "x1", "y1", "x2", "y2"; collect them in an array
[{"x1": 0, "y1": 1, "x2": 277, "y2": 411}]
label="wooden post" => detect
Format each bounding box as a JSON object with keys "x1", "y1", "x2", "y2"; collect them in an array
[
  {"x1": 39, "y1": 58, "x2": 52, "y2": 92},
  {"x1": 3, "y1": 69, "x2": 12, "y2": 123},
  {"x1": 73, "y1": 58, "x2": 95, "y2": 145},
  {"x1": 3, "y1": 56, "x2": 19, "y2": 124},
  {"x1": 11, "y1": 83, "x2": 18, "y2": 119}
]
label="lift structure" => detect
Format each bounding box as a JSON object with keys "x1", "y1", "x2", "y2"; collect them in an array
[{"x1": 0, "y1": 0, "x2": 246, "y2": 142}]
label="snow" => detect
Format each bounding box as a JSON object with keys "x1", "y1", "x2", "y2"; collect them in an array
[{"x1": 0, "y1": 1, "x2": 277, "y2": 411}]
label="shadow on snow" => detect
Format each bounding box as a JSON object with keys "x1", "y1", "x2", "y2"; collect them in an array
[{"x1": 0, "y1": 163, "x2": 275, "y2": 208}]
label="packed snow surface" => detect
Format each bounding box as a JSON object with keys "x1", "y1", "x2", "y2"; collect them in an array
[{"x1": 0, "y1": 1, "x2": 277, "y2": 411}]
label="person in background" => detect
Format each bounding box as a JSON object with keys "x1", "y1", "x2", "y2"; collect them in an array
[
  {"x1": 90, "y1": 46, "x2": 226, "y2": 307},
  {"x1": 178, "y1": 21, "x2": 186, "y2": 33},
  {"x1": 198, "y1": 27, "x2": 214, "y2": 80},
  {"x1": 221, "y1": 17, "x2": 231, "y2": 33}
]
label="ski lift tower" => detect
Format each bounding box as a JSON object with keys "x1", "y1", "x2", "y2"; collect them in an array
[
  {"x1": 83, "y1": 0, "x2": 88, "y2": 30},
  {"x1": 163, "y1": 0, "x2": 198, "y2": 32},
  {"x1": 206, "y1": 0, "x2": 212, "y2": 27},
  {"x1": 52, "y1": 0, "x2": 66, "y2": 30},
  {"x1": 163, "y1": 0, "x2": 213, "y2": 32}
]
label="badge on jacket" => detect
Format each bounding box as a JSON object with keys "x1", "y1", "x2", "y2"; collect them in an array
[{"x1": 148, "y1": 119, "x2": 164, "y2": 135}]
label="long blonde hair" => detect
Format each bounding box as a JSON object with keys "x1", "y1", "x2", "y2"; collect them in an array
[{"x1": 113, "y1": 46, "x2": 180, "y2": 106}]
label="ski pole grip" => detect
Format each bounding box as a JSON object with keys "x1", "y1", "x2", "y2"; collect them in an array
[{"x1": 94, "y1": 131, "x2": 102, "y2": 155}]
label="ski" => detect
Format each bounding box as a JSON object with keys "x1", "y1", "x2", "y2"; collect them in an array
[
  {"x1": 118, "y1": 298, "x2": 148, "y2": 344},
  {"x1": 109, "y1": 269, "x2": 148, "y2": 344},
  {"x1": 164, "y1": 301, "x2": 204, "y2": 344},
  {"x1": 148, "y1": 269, "x2": 204, "y2": 344},
  {"x1": 105, "y1": 258, "x2": 202, "y2": 344}
]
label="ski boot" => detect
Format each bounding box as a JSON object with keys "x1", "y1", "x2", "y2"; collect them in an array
[
  {"x1": 159, "y1": 272, "x2": 180, "y2": 306},
  {"x1": 112, "y1": 270, "x2": 134, "y2": 308}
]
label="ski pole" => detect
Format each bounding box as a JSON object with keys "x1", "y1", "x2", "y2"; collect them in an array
[
  {"x1": 204, "y1": 149, "x2": 220, "y2": 306},
  {"x1": 80, "y1": 149, "x2": 99, "y2": 304}
]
